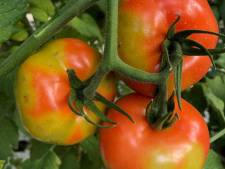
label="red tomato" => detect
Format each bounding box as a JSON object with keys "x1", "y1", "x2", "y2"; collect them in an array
[
  {"x1": 15, "y1": 38, "x2": 116, "y2": 145},
  {"x1": 100, "y1": 94, "x2": 210, "y2": 169},
  {"x1": 118, "y1": 0, "x2": 219, "y2": 97}
]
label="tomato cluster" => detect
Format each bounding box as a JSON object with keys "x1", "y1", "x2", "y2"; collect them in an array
[
  {"x1": 100, "y1": 0, "x2": 217, "y2": 168},
  {"x1": 15, "y1": 0, "x2": 217, "y2": 168}
]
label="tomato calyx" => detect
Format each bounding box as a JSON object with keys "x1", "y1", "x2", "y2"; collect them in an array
[
  {"x1": 146, "y1": 16, "x2": 225, "y2": 130},
  {"x1": 67, "y1": 69, "x2": 134, "y2": 128}
]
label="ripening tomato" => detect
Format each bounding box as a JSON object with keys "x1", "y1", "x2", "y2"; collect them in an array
[
  {"x1": 15, "y1": 38, "x2": 116, "y2": 145},
  {"x1": 119, "y1": 0, "x2": 219, "y2": 97},
  {"x1": 100, "y1": 94, "x2": 210, "y2": 169}
]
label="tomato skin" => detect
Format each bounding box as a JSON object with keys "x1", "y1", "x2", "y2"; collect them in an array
[
  {"x1": 119, "y1": 0, "x2": 219, "y2": 97},
  {"x1": 100, "y1": 94, "x2": 210, "y2": 169},
  {"x1": 15, "y1": 38, "x2": 116, "y2": 145}
]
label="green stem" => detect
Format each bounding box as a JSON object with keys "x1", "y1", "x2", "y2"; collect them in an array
[
  {"x1": 0, "y1": 0, "x2": 98, "y2": 77},
  {"x1": 113, "y1": 57, "x2": 165, "y2": 85},
  {"x1": 210, "y1": 128, "x2": 225, "y2": 143},
  {"x1": 83, "y1": 0, "x2": 119, "y2": 99}
]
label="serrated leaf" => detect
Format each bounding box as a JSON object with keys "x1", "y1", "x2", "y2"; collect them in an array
[
  {"x1": 69, "y1": 14, "x2": 103, "y2": 41},
  {"x1": 22, "y1": 148, "x2": 61, "y2": 169},
  {"x1": 0, "y1": 117, "x2": 18, "y2": 160},
  {"x1": 204, "y1": 150, "x2": 224, "y2": 169},
  {"x1": 0, "y1": 0, "x2": 27, "y2": 43},
  {"x1": 28, "y1": 0, "x2": 55, "y2": 16}
]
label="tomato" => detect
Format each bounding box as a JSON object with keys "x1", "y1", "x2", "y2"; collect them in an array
[
  {"x1": 15, "y1": 38, "x2": 116, "y2": 145},
  {"x1": 100, "y1": 94, "x2": 210, "y2": 169},
  {"x1": 118, "y1": 0, "x2": 219, "y2": 97}
]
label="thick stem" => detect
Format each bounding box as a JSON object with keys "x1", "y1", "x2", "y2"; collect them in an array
[
  {"x1": 83, "y1": 0, "x2": 119, "y2": 99},
  {"x1": 113, "y1": 57, "x2": 165, "y2": 85},
  {"x1": 0, "y1": 0, "x2": 98, "y2": 77}
]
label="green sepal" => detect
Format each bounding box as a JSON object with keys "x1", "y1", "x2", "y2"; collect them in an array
[
  {"x1": 169, "y1": 41, "x2": 183, "y2": 67},
  {"x1": 95, "y1": 93, "x2": 134, "y2": 123},
  {"x1": 146, "y1": 94, "x2": 164, "y2": 125},
  {"x1": 174, "y1": 60, "x2": 183, "y2": 109},
  {"x1": 67, "y1": 69, "x2": 83, "y2": 89},
  {"x1": 167, "y1": 16, "x2": 181, "y2": 40},
  {"x1": 68, "y1": 88, "x2": 83, "y2": 116},
  {"x1": 75, "y1": 99, "x2": 113, "y2": 128},
  {"x1": 174, "y1": 29, "x2": 225, "y2": 40},
  {"x1": 161, "y1": 40, "x2": 172, "y2": 70},
  {"x1": 181, "y1": 39, "x2": 216, "y2": 69},
  {"x1": 182, "y1": 47, "x2": 225, "y2": 56},
  {"x1": 84, "y1": 98, "x2": 116, "y2": 124},
  {"x1": 76, "y1": 99, "x2": 114, "y2": 128}
]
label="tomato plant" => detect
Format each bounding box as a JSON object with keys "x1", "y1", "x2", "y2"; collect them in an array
[
  {"x1": 118, "y1": 0, "x2": 219, "y2": 97},
  {"x1": 15, "y1": 38, "x2": 116, "y2": 145},
  {"x1": 100, "y1": 94, "x2": 210, "y2": 169},
  {"x1": 1, "y1": 0, "x2": 225, "y2": 168}
]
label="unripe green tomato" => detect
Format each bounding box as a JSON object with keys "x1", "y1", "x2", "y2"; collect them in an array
[{"x1": 15, "y1": 38, "x2": 116, "y2": 145}]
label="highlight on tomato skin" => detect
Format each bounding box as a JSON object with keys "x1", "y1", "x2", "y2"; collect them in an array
[
  {"x1": 100, "y1": 94, "x2": 210, "y2": 169},
  {"x1": 15, "y1": 38, "x2": 117, "y2": 145},
  {"x1": 118, "y1": 0, "x2": 219, "y2": 97}
]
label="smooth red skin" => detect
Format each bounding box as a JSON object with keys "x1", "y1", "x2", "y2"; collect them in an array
[
  {"x1": 100, "y1": 94, "x2": 210, "y2": 169},
  {"x1": 119, "y1": 0, "x2": 219, "y2": 97}
]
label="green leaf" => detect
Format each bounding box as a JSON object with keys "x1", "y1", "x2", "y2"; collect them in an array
[
  {"x1": 30, "y1": 7, "x2": 49, "y2": 22},
  {"x1": 202, "y1": 85, "x2": 225, "y2": 127},
  {"x1": 0, "y1": 0, "x2": 27, "y2": 43},
  {"x1": 206, "y1": 76, "x2": 225, "y2": 102},
  {"x1": 28, "y1": 0, "x2": 55, "y2": 16},
  {"x1": 30, "y1": 140, "x2": 52, "y2": 160},
  {"x1": 11, "y1": 29, "x2": 29, "y2": 42},
  {"x1": 10, "y1": 22, "x2": 29, "y2": 42},
  {"x1": 211, "y1": 5, "x2": 220, "y2": 20},
  {"x1": 183, "y1": 84, "x2": 207, "y2": 113},
  {"x1": 0, "y1": 160, "x2": 5, "y2": 169},
  {"x1": 96, "y1": 0, "x2": 106, "y2": 13},
  {"x1": 59, "y1": 148, "x2": 80, "y2": 169},
  {"x1": 204, "y1": 150, "x2": 224, "y2": 169},
  {"x1": 22, "y1": 148, "x2": 61, "y2": 169},
  {"x1": 80, "y1": 136, "x2": 103, "y2": 169},
  {"x1": 0, "y1": 71, "x2": 17, "y2": 118},
  {"x1": 215, "y1": 53, "x2": 225, "y2": 69},
  {"x1": 0, "y1": 117, "x2": 18, "y2": 160},
  {"x1": 69, "y1": 14, "x2": 103, "y2": 41},
  {"x1": 116, "y1": 81, "x2": 134, "y2": 98}
]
